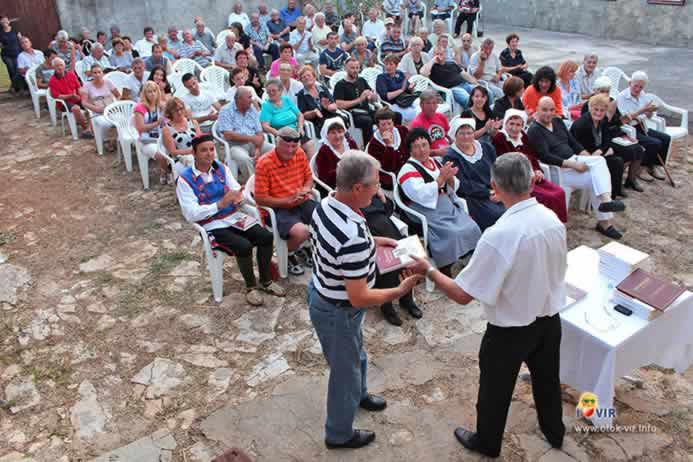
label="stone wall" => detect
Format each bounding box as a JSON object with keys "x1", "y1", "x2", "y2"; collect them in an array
[
  {"x1": 55, "y1": 0, "x2": 287, "y2": 39},
  {"x1": 481, "y1": 0, "x2": 692, "y2": 48}
]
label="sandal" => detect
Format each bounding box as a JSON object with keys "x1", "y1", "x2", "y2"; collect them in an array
[
  {"x1": 596, "y1": 224, "x2": 623, "y2": 240},
  {"x1": 287, "y1": 254, "x2": 305, "y2": 276},
  {"x1": 245, "y1": 288, "x2": 264, "y2": 306}
]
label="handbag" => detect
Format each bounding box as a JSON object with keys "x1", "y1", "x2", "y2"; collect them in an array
[{"x1": 393, "y1": 90, "x2": 420, "y2": 108}]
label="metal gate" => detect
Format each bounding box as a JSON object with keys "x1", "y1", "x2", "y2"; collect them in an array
[{"x1": 3, "y1": 0, "x2": 61, "y2": 49}]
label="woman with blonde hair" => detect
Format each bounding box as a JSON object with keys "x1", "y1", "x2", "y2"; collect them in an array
[
  {"x1": 350, "y1": 36, "x2": 375, "y2": 68},
  {"x1": 162, "y1": 97, "x2": 202, "y2": 179},
  {"x1": 557, "y1": 60, "x2": 582, "y2": 120},
  {"x1": 134, "y1": 81, "x2": 168, "y2": 183}
]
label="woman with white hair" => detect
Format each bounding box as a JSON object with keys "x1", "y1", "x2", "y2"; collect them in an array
[
  {"x1": 443, "y1": 118, "x2": 506, "y2": 231},
  {"x1": 52, "y1": 30, "x2": 79, "y2": 70},
  {"x1": 311, "y1": 13, "x2": 331, "y2": 47},
  {"x1": 616, "y1": 70, "x2": 671, "y2": 182}
]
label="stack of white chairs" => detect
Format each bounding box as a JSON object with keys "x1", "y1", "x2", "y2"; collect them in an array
[
  {"x1": 201, "y1": 66, "x2": 230, "y2": 101},
  {"x1": 172, "y1": 58, "x2": 204, "y2": 77}
]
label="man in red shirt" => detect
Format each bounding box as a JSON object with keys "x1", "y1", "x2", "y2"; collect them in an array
[
  {"x1": 410, "y1": 89, "x2": 450, "y2": 156},
  {"x1": 48, "y1": 57, "x2": 93, "y2": 138}
]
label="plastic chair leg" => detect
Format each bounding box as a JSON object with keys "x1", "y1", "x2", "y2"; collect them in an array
[
  {"x1": 121, "y1": 140, "x2": 134, "y2": 172},
  {"x1": 67, "y1": 114, "x2": 78, "y2": 141},
  {"x1": 136, "y1": 148, "x2": 150, "y2": 190},
  {"x1": 208, "y1": 251, "x2": 225, "y2": 303},
  {"x1": 48, "y1": 104, "x2": 57, "y2": 127},
  {"x1": 32, "y1": 95, "x2": 40, "y2": 119},
  {"x1": 94, "y1": 126, "x2": 105, "y2": 156},
  {"x1": 277, "y1": 240, "x2": 289, "y2": 278}
]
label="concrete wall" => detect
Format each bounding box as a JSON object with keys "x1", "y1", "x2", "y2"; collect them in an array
[
  {"x1": 481, "y1": 0, "x2": 693, "y2": 48},
  {"x1": 56, "y1": 0, "x2": 287, "y2": 39}
]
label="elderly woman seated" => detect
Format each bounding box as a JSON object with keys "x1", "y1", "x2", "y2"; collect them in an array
[
  {"x1": 351, "y1": 36, "x2": 376, "y2": 68},
  {"x1": 314, "y1": 120, "x2": 422, "y2": 325},
  {"x1": 376, "y1": 54, "x2": 418, "y2": 124},
  {"x1": 162, "y1": 97, "x2": 203, "y2": 178},
  {"x1": 491, "y1": 109, "x2": 567, "y2": 223},
  {"x1": 278, "y1": 62, "x2": 303, "y2": 105},
  {"x1": 397, "y1": 128, "x2": 482, "y2": 275},
  {"x1": 109, "y1": 38, "x2": 134, "y2": 73},
  {"x1": 366, "y1": 108, "x2": 410, "y2": 191},
  {"x1": 443, "y1": 118, "x2": 505, "y2": 231},
  {"x1": 260, "y1": 79, "x2": 316, "y2": 158},
  {"x1": 571, "y1": 93, "x2": 645, "y2": 197},
  {"x1": 296, "y1": 65, "x2": 343, "y2": 136}
]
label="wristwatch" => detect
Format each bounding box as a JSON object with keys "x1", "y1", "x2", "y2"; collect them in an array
[{"x1": 426, "y1": 266, "x2": 436, "y2": 278}]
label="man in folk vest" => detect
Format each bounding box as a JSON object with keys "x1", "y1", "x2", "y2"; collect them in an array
[{"x1": 176, "y1": 134, "x2": 286, "y2": 306}]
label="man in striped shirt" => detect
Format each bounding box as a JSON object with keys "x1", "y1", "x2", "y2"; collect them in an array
[{"x1": 309, "y1": 151, "x2": 422, "y2": 449}]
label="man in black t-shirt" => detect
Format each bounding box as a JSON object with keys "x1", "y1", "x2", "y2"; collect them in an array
[
  {"x1": 420, "y1": 46, "x2": 477, "y2": 109},
  {"x1": 333, "y1": 58, "x2": 379, "y2": 145}
]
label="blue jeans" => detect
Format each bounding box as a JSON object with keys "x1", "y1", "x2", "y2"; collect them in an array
[
  {"x1": 451, "y1": 81, "x2": 476, "y2": 108},
  {"x1": 307, "y1": 282, "x2": 368, "y2": 444},
  {"x1": 252, "y1": 43, "x2": 279, "y2": 69}
]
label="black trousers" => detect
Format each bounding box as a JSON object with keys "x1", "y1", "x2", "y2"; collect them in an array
[
  {"x1": 455, "y1": 13, "x2": 477, "y2": 36},
  {"x1": 475, "y1": 314, "x2": 565, "y2": 457},
  {"x1": 603, "y1": 155, "x2": 625, "y2": 196},
  {"x1": 635, "y1": 127, "x2": 671, "y2": 167},
  {"x1": 209, "y1": 225, "x2": 274, "y2": 287},
  {"x1": 351, "y1": 110, "x2": 376, "y2": 146}
]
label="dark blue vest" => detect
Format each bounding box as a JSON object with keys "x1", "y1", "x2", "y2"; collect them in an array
[{"x1": 179, "y1": 161, "x2": 236, "y2": 225}]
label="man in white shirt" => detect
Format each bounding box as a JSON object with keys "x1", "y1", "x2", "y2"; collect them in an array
[
  {"x1": 181, "y1": 73, "x2": 221, "y2": 133},
  {"x1": 122, "y1": 58, "x2": 150, "y2": 102},
  {"x1": 17, "y1": 37, "x2": 45, "y2": 78},
  {"x1": 406, "y1": 153, "x2": 567, "y2": 459},
  {"x1": 228, "y1": 2, "x2": 250, "y2": 29},
  {"x1": 576, "y1": 53, "x2": 599, "y2": 100},
  {"x1": 362, "y1": 8, "x2": 385, "y2": 46},
  {"x1": 134, "y1": 27, "x2": 157, "y2": 58},
  {"x1": 469, "y1": 38, "x2": 504, "y2": 102},
  {"x1": 213, "y1": 33, "x2": 244, "y2": 70},
  {"x1": 289, "y1": 16, "x2": 318, "y2": 66}
]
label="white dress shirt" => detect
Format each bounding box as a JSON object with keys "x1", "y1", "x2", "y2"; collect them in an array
[
  {"x1": 362, "y1": 19, "x2": 385, "y2": 41},
  {"x1": 616, "y1": 87, "x2": 653, "y2": 127},
  {"x1": 17, "y1": 49, "x2": 45, "y2": 71},
  {"x1": 176, "y1": 162, "x2": 242, "y2": 231},
  {"x1": 228, "y1": 12, "x2": 250, "y2": 29},
  {"x1": 456, "y1": 198, "x2": 567, "y2": 327},
  {"x1": 134, "y1": 37, "x2": 157, "y2": 58}
]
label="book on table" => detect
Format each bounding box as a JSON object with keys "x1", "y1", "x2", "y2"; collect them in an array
[
  {"x1": 228, "y1": 211, "x2": 258, "y2": 231},
  {"x1": 598, "y1": 241, "x2": 649, "y2": 283},
  {"x1": 615, "y1": 268, "x2": 686, "y2": 316},
  {"x1": 375, "y1": 235, "x2": 427, "y2": 274}
]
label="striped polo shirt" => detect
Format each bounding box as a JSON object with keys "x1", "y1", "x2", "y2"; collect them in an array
[
  {"x1": 310, "y1": 194, "x2": 377, "y2": 303},
  {"x1": 255, "y1": 147, "x2": 312, "y2": 202}
]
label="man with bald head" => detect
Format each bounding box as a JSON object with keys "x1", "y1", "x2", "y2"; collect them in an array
[
  {"x1": 528, "y1": 96, "x2": 626, "y2": 239},
  {"x1": 217, "y1": 86, "x2": 273, "y2": 182}
]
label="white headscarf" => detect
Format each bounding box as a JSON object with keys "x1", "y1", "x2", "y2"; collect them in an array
[
  {"x1": 447, "y1": 118, "x2": 476, "y2": 140},
  {"x1": 499, "y1": 109, "x2": 528, "y2": 148},
  {"x1": 321, "y1": 117, "x2": 350, "y2": 156},
  {"x1": 448, "y1": 118, "x2": 484, "y2": 164},
  {"x1": 373, "y1": 125, "x2": 402, "y2": 150}
]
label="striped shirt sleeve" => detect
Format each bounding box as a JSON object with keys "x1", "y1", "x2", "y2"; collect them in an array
[
  {"x1": 338, "y1": 234, "x2": 375, "y2": 280},
  {"x1": 254, "y1": 157, "x2": 270, "y2": 199}
]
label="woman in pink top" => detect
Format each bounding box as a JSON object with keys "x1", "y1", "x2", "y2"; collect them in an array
[
  {"x1": 269, "y1": 43, "x2": 298, "y2": 78},
  {"x1": 80, "y1": 63, "x2": 121, "y2": 151}
]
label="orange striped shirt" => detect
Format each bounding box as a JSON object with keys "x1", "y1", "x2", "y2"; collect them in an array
[{"x1": 254, "y1": 148, "x2": 312, "y2": 204}]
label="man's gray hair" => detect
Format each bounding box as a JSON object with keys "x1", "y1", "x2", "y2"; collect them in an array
[
  {"x1": 482, "y1": 37, "x2": 495, "y2": 47},
  {"x1": 491, "y1": 152, "x2": 533, "y2": 196},
  {"x1": 234, "y1": 86, "x2": 252, "y2": 101},
  {"x1": 132, "y1": 57, "x2": 145, "y2": 66},
  {"x1": 419, "y1": 89, "x2": 439, "y2": 103},
  {"x1": 56, "y1": 30, "x2": 69, "y2": 42},
  {"x1": 336, "y1": 151, "x2": 382, "y2": 192},
  {"x1": 583, "y1": 53, "x2": 598, "y2": 61},
  {"x1": 52, "y1": 57, "x2": 65, "y2": 67},
  {"x1": 631, "y1": 70, "x2": 648, "y2": 83},
  {"x1": 92, "y1": 43, "x2": 104, "y2": 51}
]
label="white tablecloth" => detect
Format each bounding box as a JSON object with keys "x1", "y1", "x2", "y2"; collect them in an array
[{"x1": 559, "y1": 246, "x2": 693, "y2": 426}]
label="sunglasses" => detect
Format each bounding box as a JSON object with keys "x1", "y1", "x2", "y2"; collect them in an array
[{"x1": 280, "y1": 136, "x2": 301, "y2": 143}]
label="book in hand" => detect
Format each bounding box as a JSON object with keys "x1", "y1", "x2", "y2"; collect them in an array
[
  {"x1": 375, "y1": 235, "x2": 427, "y2": 274},
  {"x1": 228, "y1": 211, "x2": 258, "y2": 231},
  {"x1": 616, "y1": 268, "x2": 685, "y2": 313}
]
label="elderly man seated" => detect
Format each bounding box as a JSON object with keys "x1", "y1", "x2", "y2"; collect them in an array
[
  {"x1": 576, "y1": 53, "x2": 600, "y2": 100},
  {"x1": 181, "y1": 73, "x2": 221, "y2": 133},
  {"x1": 410, "y1": 89, "x2": 450, "y2": 156},
  {"x1": 527, "y1": 97, "x2": 627, "y2": 239},
  {"x1": 176, "y1": 134, "x2": 285, "y2": 306},
  {"x1": 228, "y1": 2, "x2": 250, "y2": 28},
  {"x1": 217, "y1": 86, "x2": 274, "y2": 182},
  {"x1": 616, "y1": 71, "x2": 670, "y2": 183},
  {"x1": 469, "y1": 38, "x2": 504, "y2": 102},
  {"x1": 193, "y1": 20, "x2": 216, "y2": 53},
  {"x1": 17, "y1": 37, "x2": 45, "y2": 84},
  {"x1": 213, "y1": 33, "x2": 243, "y2": 71},
  {"x1": 420, "y1": 46, "x2": 477, "y2": 109},
  {"x1": 122, "y1": 58, "x2": 149, "y2": 102},
  {"x1": 48, "y1": 57, "x2": 93, "y2": 139},
  {"x1": 379, "y1": 25, "x2": 408, "y2": 59},
  {"x1": 289, "y1": 16, "x2": 318, "y2": 66},
  {"x1": 166, "y1": 26, "x2": 183, "y2": 59},
  {"x1": 144, "y1": 44, "x2": 171, "y2": 73},
  {"x1": 179, "y1": 30, "x2": 212, "y2": 68},
  {"x1": 247, "y1": 12, "x2": 278, "y2": 70},
  {"x1": 362, "y1": 8, "x2": 385, "y2": 47},
  {"x1": 254, "y1": 127, "x2": 317, "y2": 275},
  {"x1": 82, "y1": 43, "x2": 112, "y2": 78}
]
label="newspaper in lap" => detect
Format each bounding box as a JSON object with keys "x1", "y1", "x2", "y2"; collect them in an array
[{"x1": 375, "y1": 235, "x2": 427, "y2": 274}]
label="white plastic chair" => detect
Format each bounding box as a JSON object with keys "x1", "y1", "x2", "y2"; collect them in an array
[
  {"x1": 211, "y1": 120, "x2": 241, "y2": 179},
  {"x1": 89, "y1": 110, "x2": 116, "y2": 155},
  {"x1": 46, "y1": 92, "x2": 78, "y2": 141},
  {"x1": 172, "y1": 58, "x2": 204, "y2": 76},
  {"x1": 75, "y1": 60, "x2": 90, "y2": 84},
  {"x1": 104, "y1": 71, "x2": 131, "y2": 93},
  {"x1": 201, "y1": 66, "x2": 229, "y2": 100},
  {"x1": 328, "y1": 70, "x2": 347, "y2": 90},
  {"x1": 431, "y1": 4, "x2": 457, "y2": 34},
  {"x1": 309, "y1": 151, "x2": 334, "y2": 193},
  {"x1": 408, "y1": 75, "x2": 453, "y2": 116},
  {"x1": 215, "y1": 30, "x2": 232, "y2": 48},
  {"x1": 25, "y1": 65, "x2": 47, "y2": 120},
  {"x1": 539, "y1": 162, "x2": 590, "y2": 212},
  {"x1": 646, "y1": 94, "x2": 689, "y2": 165},
  {"x1": 104, "y1": 101, "x2": 137, "y2": 171},
  {"x1": 601, "y1": 67, "x2": 631, "y2": 100}
]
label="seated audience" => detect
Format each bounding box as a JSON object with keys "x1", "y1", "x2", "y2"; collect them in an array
[
  {"x1": 247, "y1": 12, "x2": 278, "y2": 70},
  {"x1": 380, "y1": 25, "x2": 407, "y2": 59},
  {"x1": 334, "y1": 58, "x2": 379, "y2": 144},
  {"x1": 35, "y1": 49, "x2": 58, "y2": 89},
  {"x1": 314, "y1": 117, "x2": 359, "y2": 190},
  {"x1": 214, "y1": 33, "x2": 243, "y2": 70},
  {"x1": 147, "y1": 65, "x2": 172, "y2": 102},
  {"x1": 166, "y1": 26, "x2": 183, "y2": 59},
  {"x1": 557, "y1": 60, "x2": 582, "y2": 120},
  {"x1": 383, "y1": 0, "x2": 404, "y2": 21},
  {"x1": 269, "y1": 43, "x2": 298, "y2": 78},
  {"x1": 157, "y1": 36, "x2": 175, "y2": 61},
  {"x1": 362, "y1": 8, "x2": 385, "y2": 46},
  {"x1": 261, "y1": 80, "x2": 315, "y2": 158},
  {"x1": 278, "y1": 62, "x2": 303, "y2": 105},
  {"x1": 404, "y1": 0, "x2": 425, "y2": 34},
  {"x1": 351, "y1": 37, "x2": 376, "y2": 68},
  {"x1": 80, "y1": 63, "x2": 121, "y2": 147},
  {"x1": 181, "y1": 73, "x2": 221, "y2": 133},
  {"x1": 162, "y1": 96, "x2": 202, "y2": 176},
  {"x1": 144, "y1": 44, "x2": 171, "y2": 74},
  {"x1": 454, "y1": 0, "x2": 480, "y2": 37},
  {"x1": 53, "y1": 31, "x2": 79, "y2": 70},
  {"x1": 319, "y1": 32, "x2": 347, "y2": 78},
  {"x1": 254, "y1": 127, "x2": 317, "y2": 274},
  {"x1": 469, "y1": 38, "x2": 504, "y2": 102},
  {"x1": 228, "y1": 2, "x2": 250, "y2": 28},
  {"x1": 179, "y1": 30, "x2": 212, "y2": 68},
  {"x1": 418, "y1": 28, "x2": 433, "y2": 53},
  {"x1": 443, "y1": 118, "x2": 505, "y2": 230},
  {"x1": 397, "y1": 128, "x2": 482, "y2": 274},
  {"x1": 323, "y1": 1, "x2": 339, "y2": 29},
  {"x1": 376, "y1": 54, "x2": 418, "y2": 124},
  {"x1": 235, "y1": 51, "x2": 264, "y2": 98},
  {"x1": 193, "y1": 20, "x2": 216, "y2": 53},
  {"x1": 267, "y1": 9, "x2": 290, "y2": 43},
  {"x1": 217, "y1": 86, "x2": 273, "y2": 181},
  {"x1": 499, "y1": 33, "x2": 533, "y2": 88},
  {"x1": 366, "y1": 108, "x2": 410, "y2": 190},
  {"x1": 289, "y1": 16, "x2": 318, "y2": 66},
  {"x1": 281, "y1": 0, "x2": 302, "y2": 28},
  {"x1": 311, "y1": 13, "x2": 331, "y2": 47},
  {"x1": 133, "y1": 82, "x2": 166, "y2": 181},
  {"x1": 429, "y1": 19, "x2": 449, "y2": 50},
  {"x1": 421, "y1": 46, "x2": 476, "y2": 108},
  {"x1": 380, "y1": 17, "x2": 395, "y2": 44},
  {"x1": 17, "y1": 37, "x2": 45, "y2": 84},
  {"x1": 522, "y1": 66, "x2": 563, "y2": 117},
  {"x1": 428, "y1": 34, "x2": 455, "y2": 64},
  {"x1": 616, "y1": 71, "x2": 670, "y2": 182},
  {"x1": 134, "y1": 27, "x2": 157, "y2": 58},
  {"x1": 121, "y1": 37, "x2": 139, "y2": 58},
  {"x1": 177, "y1": 134, "x2": 285, "y2": 307},
  {"x1": 82, "y1": 43, "x2": 112, "y2": 78},
  {"x1": 224, "y1": 67, "x2": 260, "y2": 104},
  {"x1": 462, "y1": 85, "x2": 502, "y2": 141},
  {"x1": 339, "y1": 20, "x2": 358, "y2": 53},
  {"x1": 109, "y1": 38, "x2": 133, "y2": 72},
  {"x1": 431, "y1": 0, "x2": 454, "y2": 21},
  {"x1": 572, "y1": 94, "x2": 646, "y2": 197},
  {"x1": 123, "y1": 58, "x2": 149, "y2": 102},
  {"x1": 576, "y1": 53, "x2": 600, "y2": 100},
  {"x1": 296, "y1": 65, "x2": 342, "y2": 135},
  {"x1": 492, "y1": 76, "x2": 526, "y2": 119},
  {"x1": 48, "y1": 57, "x2": 92, "y2": 139},
  {"x1": 491, "y1": 109, "x2": 567, "y2": 222},
  {"x1": 527, "y1": 97, "x2": 626, "y2": 239},
  {"x1": 398, "y1": 36, "x2": 431, "y2": 79},
  {"x1": 459, "y1": 33, "x2": 476, "y2": 70},
  {"x1": 303, "y1": 4, "x2": 317, "y2": 30},
  {"x1": 410, "y1": 90, "x2": 450, "y2": 156}
]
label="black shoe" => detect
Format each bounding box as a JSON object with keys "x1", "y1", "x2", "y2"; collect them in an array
[
  {"x1": 296, "y1": 247, "x2": 313, "y2": 268},
  {"x1": 624, "y1": 178, "x2": 644, "y2": 192},
  {"x1": 325, "y1": 429, "x2": 375, "y2": 449},
  {"x1": 381, "y1": 303, "x2": 402, "y2": 326},
  {"x1": 453, "y1": 427, "x2": 498, "y2": 458},
  {"x1": 597, "y1": 200, "x2": 626, "y2": 213},
  {"x1": 400, "y1": 297, "x2": 423, "y2": 319},
  {"x1": 360, "y1": 394, "x2": 387, "y2": 411},
  {"x1": 596, "y1": 224, "x2": 623, "y2": 240}
]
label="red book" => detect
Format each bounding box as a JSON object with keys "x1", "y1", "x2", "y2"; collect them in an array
[
  {"x1": 616, "y1": 268, "x2": 685, "y2": 312},
  {"x1": 375, "y1": 235, "x2": 427, "y2": 274}
]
